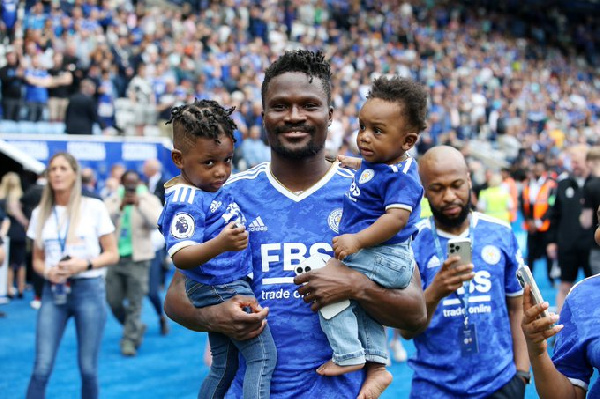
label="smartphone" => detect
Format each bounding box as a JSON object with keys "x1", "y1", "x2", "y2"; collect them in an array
[
  {"x1": 447, "y1": 237, "x2": 472, "y2": 268},
  {"x1": 294, "y1": 252, "x2": 351, "y2": 320},
  {"x1": 516, "y1": 265, "x2": 553, "y2": 324}
]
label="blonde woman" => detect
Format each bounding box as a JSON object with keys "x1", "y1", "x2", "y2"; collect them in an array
[
  {"x1": 0, "y1": 172, "x2": 29, "y2": 298},
  {"x1": 26, "y1": 153, "x2": 118, "y2": 399}
]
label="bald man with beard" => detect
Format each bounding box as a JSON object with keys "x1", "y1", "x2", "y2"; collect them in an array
[{"x1": 401, "y1": 146, "x2": 530, "y2": 399}]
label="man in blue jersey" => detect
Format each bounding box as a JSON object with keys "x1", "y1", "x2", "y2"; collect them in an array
[
  {"x1": 164, "y1": 50, "x2": 427, "y2": 398},
  {"x1": 400, "y1": 146, "x2": 530, "y2": 398}
]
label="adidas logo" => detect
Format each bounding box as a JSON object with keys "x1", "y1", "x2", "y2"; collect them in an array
[{"x1": 248, "y1": 216, "x2": 268, "y2": 232}]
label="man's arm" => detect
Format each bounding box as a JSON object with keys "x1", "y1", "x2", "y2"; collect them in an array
[
  {"x1": 164, "y1": 270, "x2": 268, "y2": 339},
  {"x1": 294, "y1": 259, "x2": 427, "y2": 332},
  {"x1": 399, "y1": 256, "x2": 474, "y2": 339},
  {"x1": 507, "y1": 295, "x2": 531, "y2": 382}
]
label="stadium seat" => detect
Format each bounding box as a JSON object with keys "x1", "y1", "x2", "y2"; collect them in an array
[
  {"x1": 16, "y1": 121, "x2": 40, "y2": 134},
  {"x1": 0, "y1": 120, "x2": 19, "y2": 133}
]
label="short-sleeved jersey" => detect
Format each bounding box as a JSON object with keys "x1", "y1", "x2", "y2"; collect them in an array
[
  {"x1": 338, "y1": 158, "x2": 423, "y2": 245},
  {"x1": 553, "y1": 274, "x2": 600, "y2": 396},
  {"x1": 222, "y1": 162, "x2": 365, "y2": 399},
  {"x1": 409, "y1": 213, "x2": 525, "y2": 398},
  {"x1": 158, "y1": 181, "x2": 252, "y2": 286},
  {"x1": 27, "y1": 198, "x2": 114, "y2": 279}
]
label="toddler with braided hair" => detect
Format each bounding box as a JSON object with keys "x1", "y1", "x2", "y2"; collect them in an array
[{"x1": 158, "y1": 99, "x2": 276, "y2": 399}]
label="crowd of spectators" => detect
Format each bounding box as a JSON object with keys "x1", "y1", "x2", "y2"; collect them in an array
[{"x1": 0, "y1": 0, "x2": 598, "y2": 170}]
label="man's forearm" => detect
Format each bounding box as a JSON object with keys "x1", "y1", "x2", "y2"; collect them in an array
[
  {"x1": 164, "y1": 271, "x2": 210, "y2": 332},
  {"x1": 354, "y1": 267, "x2": 426, "y2": 332},
  {"x1": 401, "y1": 286, "x2": 441, "y2": 339}
]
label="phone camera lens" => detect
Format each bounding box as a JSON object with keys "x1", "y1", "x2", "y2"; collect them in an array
[
  {"x1": 449, "y1": 244, "x2": 455, "y2": 249},
  {"x1": 456, "y1": 246, "x2": 460, "y2": 250}
]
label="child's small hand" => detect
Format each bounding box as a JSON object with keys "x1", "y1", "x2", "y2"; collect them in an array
[
  {"x1": 217, "y1": 222, "x2": 248, "y2": 252},
  {"x1": 333, "y1": 234, "x2": 361, "y2": 260},
  {"x1": 337, "y1": 155, "x2": 362, "y2": 170}
]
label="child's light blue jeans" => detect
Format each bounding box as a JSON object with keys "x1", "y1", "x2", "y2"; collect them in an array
[
  {"x1": 320, "y1": 241, "x2": 415, "y2": 366},
  {"x1": 186, "y1": 277, "x2": 277, "y2": 399}
]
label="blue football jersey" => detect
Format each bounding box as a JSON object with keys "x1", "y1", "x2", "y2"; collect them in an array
[
  {"x1": 553, "y1": 274, "x2": 600, "y2": 396},
  {"x1": 158, "y1": 180, "x2": 252, "y2": 286},
  {"x1": 409, "y1": 213, "x2": 524, "y2": 398},
  {"x1": 222, "y1": 162, "x2": 365, "y2": 399},
  {"x1": 338, "y1": 158, "x2": 423, "y2": 245}
]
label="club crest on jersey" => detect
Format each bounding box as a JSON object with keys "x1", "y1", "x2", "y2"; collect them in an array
[
  {"x1": 171, "y1": 213, "x2": 195, "y2": 239},
  {"x1": 427, "y1": 256, "x2": 441, "y2": 268},
  {"x1": 209, "y1": 200, "x2": 222, "y2": 214},
  {"x1": 328, "y1": 208, "x2": 343, "y2": 233},
  {"x1": 359, "y1": 169, "x2": 375, "y2": 184},
  {"x1": 481, "y1": 245, "x2": 501, "y2": 265}
]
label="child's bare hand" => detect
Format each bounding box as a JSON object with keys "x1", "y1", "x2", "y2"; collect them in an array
[
  {"x1": 337, "y1": 155, "x2": 362, "y2": 170},
  {"x1": 217, "y1": 222, "x2": 248, "y2": 252},
  {"x1": 333, "y1": 234, "x2": 362, "y2": 260}
]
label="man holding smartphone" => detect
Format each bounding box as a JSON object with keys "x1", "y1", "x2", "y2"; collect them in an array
[
  {"x1": 400, "y1": 146, "x2": 530, "y2": 398},
  {"x1": 105, "y1": 170, "x2": 163, "y2": 356}
]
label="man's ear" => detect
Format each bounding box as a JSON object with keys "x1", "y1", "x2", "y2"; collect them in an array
[
  {"x1": 172, "y1": 149, "x2": 184, "y2": 169},
  {"x1": 403, "y1": 132, "x2": 419, "y2": 151}
]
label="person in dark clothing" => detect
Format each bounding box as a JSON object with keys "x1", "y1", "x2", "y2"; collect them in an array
[
  {"x1": 582, "y1": 147, "x2": 600, "y2": 276},
  {"x1": 0, "y1": 49, "x2": 24, "y2": 121},
  {"x1": 20, "y1": 173, "x2": 45, "y2": 309},
  {"x1": 546, "y1": 147, "x2": 594, "y2": 313},
  {"x1": 64, "y1": 79, "x2": 105, "y2": 135},
  {"x1": 81, "y1": 168, "x2": 102, "y2": 200}
]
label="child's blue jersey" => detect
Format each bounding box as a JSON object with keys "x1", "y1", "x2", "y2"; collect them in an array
[
  {"x1": 222, "y1": 162, "x2": 365, "y2": 399},
  {"x1": 157, "y1": 179, "x2": 251, "y2": 286},
  {"x1": 409, "y1": 213, "x2": 524, "y2": 398},
  {"x1": 553, "y1": 274, "x2": 600, "y2": 396},
  {"x1": 338, "y1": 158, "x2": 423, "y2": 245}
]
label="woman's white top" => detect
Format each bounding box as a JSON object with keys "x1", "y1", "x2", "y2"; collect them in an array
[{"x1": 27, "y1": 197, "x2": 115, "y2": 279}]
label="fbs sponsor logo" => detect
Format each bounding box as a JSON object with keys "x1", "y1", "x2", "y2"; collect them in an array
[{"x1": 248, "y1": 216, "x2": 268, "y2": 232}]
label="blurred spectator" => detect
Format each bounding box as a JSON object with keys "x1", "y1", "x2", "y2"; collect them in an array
[
  {"x1": 582, "y1": 147, "x2": 600, "y2": 276},
  {"x1": 142, "y1": 159, "x2": 166, "y2": 205},
  {"x1": 477, "y1": 171, "x2": 512, "y2": 224},
  {"x1": 25, "y1": 152, "x2": 118, "y2": 399},
  {"x1": 0, "y1": 49, "x2": 24, "y2": 121},
  {"x1": 64, "y1": 79, "x2": 106, "y2": 135},
  {"x1": 547, "y1": 146, "x2": 594, "y2": 314},
  {"x1": 20, "y1": 171, "x2": 46, "y2": 310},
  {"x1": 104, "y1": 170, "x2": 162, "y2": 356},
  {"x1": 240, "y1": 125, "x2": 270, "y2": 169},
  {"x1": 0, "y1": 172, "x2": 28, "y2": 299},
  {"x1": 127, "y1": 63, "x2": 156, "y2": 136},
  {"x1": 47, "y1": 52, "x2": 73, "y2": 123},
  {"x1": 23, "y1": 55, "x2": 52, "y2": 122},
  {"x1": 81, "y1": 168, "x2": 102, "y2": 200},
  {"x1": 0, "y1": 0, "x2": 18, "y2": 43},
  {"x1": 521, "y1": 159, "x2": 557, "y2": 285}
]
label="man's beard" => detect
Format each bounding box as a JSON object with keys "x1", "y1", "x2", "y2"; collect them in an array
[
  {"x1": 270, "y1": 140, "x2": 323, "y2": 159},
  {"x1": 429, "y1": 191, "x2": 472, "y2": 230},
  {"x1": 270, "y1": 125, "x2": 323, "y2": 159}
]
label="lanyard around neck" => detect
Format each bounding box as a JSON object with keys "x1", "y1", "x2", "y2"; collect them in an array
[
  {"x1": 53, "y1": 207, "x2": 70, "y2": 255},
  {"x1": 429, "y1": 213, "x2": 475, "y2": 326}
]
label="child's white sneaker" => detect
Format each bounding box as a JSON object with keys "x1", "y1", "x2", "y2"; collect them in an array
[{"x1": 390, "y1": 339, "x2": 407, "y2": 363}]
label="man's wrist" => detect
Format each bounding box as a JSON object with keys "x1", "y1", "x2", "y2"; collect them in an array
[{"x1": 86, "y1": 260, "x2": 94, "y2": 271}]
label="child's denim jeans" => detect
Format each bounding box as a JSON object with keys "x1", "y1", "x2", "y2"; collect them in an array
[
  {"x1": 186, "y1": 277, "x2": 277, "y2": 399},
  {"x1": 320, "y1": 241, "x2": 415, "y2": 366}
]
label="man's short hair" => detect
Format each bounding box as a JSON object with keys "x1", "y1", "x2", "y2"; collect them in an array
[
  {"x1": 261, "y1": 50, "x2": 331, "y2": 108},
  {"x1": 586, "y1": 147, "x2": 600, "y2": 163},
  {"x1": 166, "y1": 99, "x2": 238, "y2": 154},
  {"x1": 367, "y1": 76, "x2": 428, "y2": 132}
]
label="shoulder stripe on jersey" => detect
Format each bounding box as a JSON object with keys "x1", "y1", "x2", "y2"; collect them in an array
[
  {"x1": 568, "y1": 273, "x2": 600, "y2": 297},
  {"x1": 335, "y1": 167, "x2": 355, "y2": 178},
  {"x1": 403, "y1": 157, "x2": 414, "y2": 173},
  {"x1": 474, "y1": 212, "x2": 511, "y2": 229},
  {"x1": 227, "y1": 164, "x2": 268, "y2": 185},
  {"x1": 415, "y1": 218, "x2": 431, "y2": 231}
]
